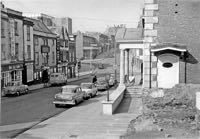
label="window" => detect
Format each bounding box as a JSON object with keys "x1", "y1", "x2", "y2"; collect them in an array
[
  {"x1": 43, "y1": 38, "x2": 47, "y2": 45},
  {"x1": 27, "y1": 26, "x2": 30, "y2": 41},
  {"x1": 52, "y1": 51, "x2": 55, "y2": 63},
  {"x1": 34, "y1": 37, "x2": 39, "y2": 46},
  {"x1": 1, "y1": 44, "x2": 6, "y2": 60},
  {"x1": 27, "y1": 45, "x2": 31, "y2": 60},
  {"x1": 15, "y1": 43, "x2": 19, "y2": 59},
  {"x1": 1, "y1": 21, "x2": 5, "y2": 37},
  {"x1": 14, "y1": 21, "x2": 18, "y2": 36},
  {"x1": 35, "y1": 52, "x2": 39, "y2": 65}
]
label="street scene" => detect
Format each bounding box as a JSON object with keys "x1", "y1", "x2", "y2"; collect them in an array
[{"x1": 1, "y1": 0, "x2": 200, "y2": 139}]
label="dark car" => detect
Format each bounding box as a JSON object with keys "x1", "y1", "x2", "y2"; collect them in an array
[
  {"x1": 96, "y1": 77, "x2": 109, "y2": 90},
  {"x1": 98, "y1": 64, "x2": 104, "y2": 69}
]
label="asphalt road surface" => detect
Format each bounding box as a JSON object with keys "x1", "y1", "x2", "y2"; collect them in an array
[{"x1": 0, "y1": 76, "x2": 92, "y2": 138}]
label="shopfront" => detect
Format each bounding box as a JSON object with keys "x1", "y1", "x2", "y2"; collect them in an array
[{"x1": 1, "y1": 63, "x2": 23, "y2": 88}]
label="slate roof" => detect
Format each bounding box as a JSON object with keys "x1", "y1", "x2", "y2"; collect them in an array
[
  {"x1": 29, "y1": 18, "x2": 55, "y2": 34},
  {"x1": 115, "y1": 28, "x2": 143, "y2": 41}
]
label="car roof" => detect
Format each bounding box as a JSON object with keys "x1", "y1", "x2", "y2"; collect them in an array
[
  {"x1": 51, "y1": 73, "x2": 62, "y2": 75},
  {"x1": 62, "y1": 85, "x2": 79, "y2": 89},
  {"x1": 81, "y1": 83, "x2": 93, "y2": 85}
]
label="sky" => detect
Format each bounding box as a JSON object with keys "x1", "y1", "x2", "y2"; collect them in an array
[{"x1": 3, "y1": 0, "x2": 144, "y2": 33}]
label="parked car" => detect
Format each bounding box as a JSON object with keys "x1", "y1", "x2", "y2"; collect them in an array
[
  {"x1": 98, "y1": 63, "x2": 104, "y2": 69},
  {"x1": 53, "y1": 85, "x2": 85, "y2": 107},
  {"x1": 96, "y1": 78, "x2": 109, "y2": 91},
  {"x1": 3, "y1": 81, "x2": 29, "y2": 96},
  {"x1": 81, "y1": 83, "x2": 98, "y2": 98},
  {"x1": 108, "y1": 74, "x2": 117, "y2": 87},
  {"x1": 49, "y1": 73, "x2": 67, "y2": 86}
]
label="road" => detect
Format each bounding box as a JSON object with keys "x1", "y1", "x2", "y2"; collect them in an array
[{"x1": 0, "y1": 76, "x2": 92, "y2": 138}]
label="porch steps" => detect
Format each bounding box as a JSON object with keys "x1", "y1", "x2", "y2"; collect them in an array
[{"x1": 124, "y1": 86, "x2": 143, "y2": 98}]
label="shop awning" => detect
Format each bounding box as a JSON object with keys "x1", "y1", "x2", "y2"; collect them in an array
[{"x1": 151, "y1": 43, "x2": 187, "y2": 52}]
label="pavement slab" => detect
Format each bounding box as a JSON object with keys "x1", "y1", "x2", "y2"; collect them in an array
[{"x1": 16, "y1": 89, "x2": 142, "y2": 139}]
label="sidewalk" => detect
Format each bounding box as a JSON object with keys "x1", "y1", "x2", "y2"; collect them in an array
[
  {"x1": 16, "y1": 90, "x2": 143, "y2": 139},
  {"x1": 28, "y1": 71, "x2": 92, "y2": 91}
]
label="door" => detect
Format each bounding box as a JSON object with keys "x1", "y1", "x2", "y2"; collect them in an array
[{"x1": 157, "y1": 54, "x2": 179, "y2": 88}]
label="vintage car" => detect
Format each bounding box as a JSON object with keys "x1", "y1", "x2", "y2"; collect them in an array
[
  {"x1": 108, "y1": 74, "x2": 117, "y2": 87},
  {"x1": 96, "y1": 78, "x2": 109, "y2": 91},
  {"x1": 3, "y1": 81, "x2": 29, "y2": 96},
  {"x1": 49, "y1": 73, "x2": 67, "y2": 86},
  {"x1": 81, "y1": 83, "x2": 98, "y2": 98},
  {"x1": 98, "y1": 63, "x2": 104, "y2": 69},
  {"x1": 53, "y1": 85, "x2": 85, "y2": 107}
]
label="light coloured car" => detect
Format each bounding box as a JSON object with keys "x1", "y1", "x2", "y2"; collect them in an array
[
  {"x1": 3, "y1": 81, "x2": 29, "y2": 96},
  {"x1": 53, "y1": 85, "x2": 85, "y2": 107},
  {"x1": 96, "y1": 78, "x2": 109, "y2": 91},
  {"x1": 108, "y1": 74, "x2": 117, "y2": 87},
  {"x1": 81, "y1": 83, "x2": 98, "y2": 98},
  {"x1": 49, "y1": 73, "x2": 67, "y2": 86}
]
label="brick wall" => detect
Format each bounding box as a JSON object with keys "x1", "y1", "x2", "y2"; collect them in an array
[{"x1": 155, "y1": 0, "x2": 200, "y2": 83}]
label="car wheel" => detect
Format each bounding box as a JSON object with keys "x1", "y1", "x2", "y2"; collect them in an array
[
  {"x1": 90, "y1": 94, "x2": 93, "y2": 98},
  {"x1": 75, "y1": 100, "x2": 78, "y2": 105},
  {"x1": 25, "y1": 88, "x2": 29, "y2": 94},
  {"x1": 16, "y1": 91, "x2": 20, "y2": 96},
  {"x1": 55, "y1": 104, "x2": 60, "y2": 108}
]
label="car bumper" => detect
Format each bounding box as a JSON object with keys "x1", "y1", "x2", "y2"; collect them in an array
[
  {"x1": 4, "y1": 91, "x2": 17, "y2": 95},
  {"x1": 53, "y1": 100, "x2": 75, "y2": 105},
  {"x1": 96, "y1": 85, "x2": 107, "y2": 90}
]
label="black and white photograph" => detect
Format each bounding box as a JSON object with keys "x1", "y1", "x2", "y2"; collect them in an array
[{"x1": 1, "y1": 0, "x2": 200, "y2": 138}]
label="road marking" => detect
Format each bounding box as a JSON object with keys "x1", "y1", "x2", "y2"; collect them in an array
[{"x1": 0, "y1": 121, "x2": 38, "y2": 132}]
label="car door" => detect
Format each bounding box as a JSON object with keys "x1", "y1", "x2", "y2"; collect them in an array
[
  {"x1": 91, "y1": 84, "x2": 95, "y2": 95},
  {"x1": 78, "y1": 87, "x2": 84, "y2": 101}
]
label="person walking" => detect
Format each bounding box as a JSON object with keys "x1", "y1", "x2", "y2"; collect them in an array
[
  {"x1": 42, "y1": 69, "x2": 49, "y2": 87},
  {"x1": 92, "y1": 75, "x2": 97, "y2": 84}
]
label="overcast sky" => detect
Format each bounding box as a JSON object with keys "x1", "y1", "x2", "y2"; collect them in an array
[{"x1": 3, "y1": 0, "x2": 144, "y2": 33}]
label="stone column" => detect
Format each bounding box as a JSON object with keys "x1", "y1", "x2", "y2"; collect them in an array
[
  {"x1": 125, "y1": 49, "x2": 130, "y2": 79},
  {"x1": 119, "y1": 49, "x2": 125, "y2": 85}
]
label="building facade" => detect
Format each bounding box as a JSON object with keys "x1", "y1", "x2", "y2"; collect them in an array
[
  {"x1": 75, "y1": 31, "x2": 100, "y2": 60},
  {"x1": 1, "y1": 6, "x2": 24, "y2": 87},
  {"x1": 22, "y1": 17, "x2": 34, "y2": 85},
  {"x1": 30, "y1": 18, "x2": 57, "y2": 83},
  {"x1": 142, "y1": 0, "x2": 200, "y2": 88}
]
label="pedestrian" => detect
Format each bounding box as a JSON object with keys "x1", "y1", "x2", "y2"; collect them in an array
[
  {"x1": 42, "y1": 69, "x2": 49, "y2": 87},
  {"x1": 92, "y1": 75, "x2": 97, "y2": 84}
]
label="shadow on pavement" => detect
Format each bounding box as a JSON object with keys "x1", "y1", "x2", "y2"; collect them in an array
[{"x1": 114, "y1": 97, "x2": 132, "y2": 114}]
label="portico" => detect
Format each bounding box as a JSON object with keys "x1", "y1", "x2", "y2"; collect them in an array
[
  {"x1": 115, "y1": 28, "x2": 144, "y2": 86},
  {"x1": 118, "y1": 41, "x2": 144, "y2": 86}
]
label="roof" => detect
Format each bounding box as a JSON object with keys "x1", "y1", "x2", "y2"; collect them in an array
[
  {"x1": 115, "y1": 28, "x2": 143, "y2": 41},
  {"x1": 29, "y1": 18, "x2": 55, "y2": 34},
  {"x1": 62, "y1": 85, "x2": 79, "y2": 89},
  {"x1": 151, "y1": 43, "x2": 187, "y2": 52}
]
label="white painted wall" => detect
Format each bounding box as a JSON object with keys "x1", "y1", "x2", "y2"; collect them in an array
[{"x1": 157, "y1": 54, "x2": 179, "y2": 88}]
